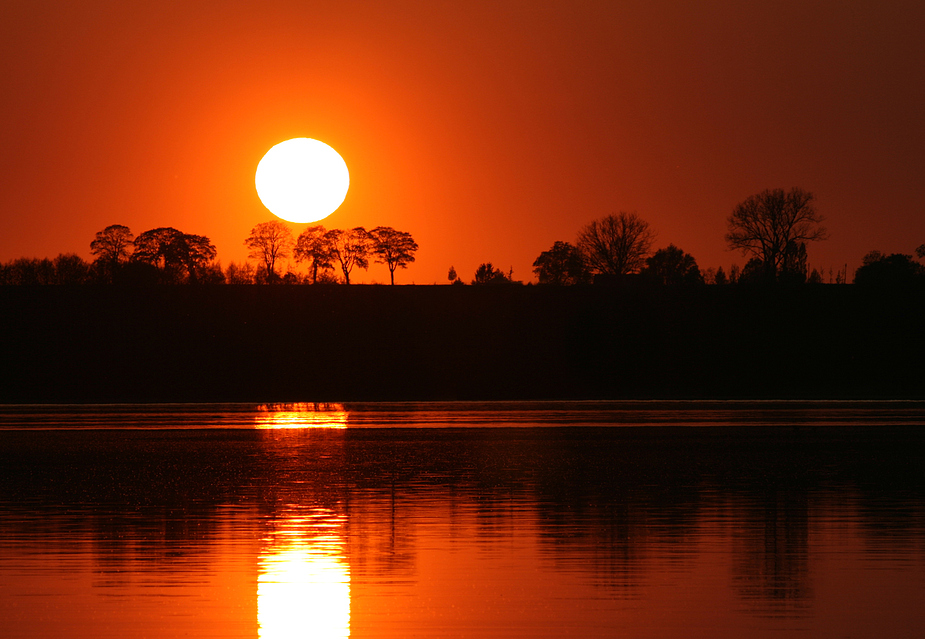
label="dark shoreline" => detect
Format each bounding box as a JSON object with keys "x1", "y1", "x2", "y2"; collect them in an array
[{"x1": 2, "y1": 284, "x2": 923, "y2": 403}]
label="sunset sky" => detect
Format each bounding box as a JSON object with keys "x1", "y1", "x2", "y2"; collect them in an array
[{"x1": 2, "y1": 0, "x2": 924, "y2": 284}]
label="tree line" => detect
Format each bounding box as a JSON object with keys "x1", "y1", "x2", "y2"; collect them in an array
[
  {"x1": 2, "y1": 187, "x2": 923, "y2": 286},
  {"x1": 506, "y1": 187, "x2": 921, "y2": 288},
  {"x1": 0, "y1": 221, "x2": 418, "y2": 285},
  {"x1": 244, "y1": 221, "x2": 418, "y2": 285}
]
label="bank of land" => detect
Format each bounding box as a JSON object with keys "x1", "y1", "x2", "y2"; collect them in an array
[{"x1": 1, "y1": 285, "x2": 922, "y2": 403}]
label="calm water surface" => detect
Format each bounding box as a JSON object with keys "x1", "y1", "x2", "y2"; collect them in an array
[{"x1": 1, "y1": 401, "x2": 924, "y2": 638}]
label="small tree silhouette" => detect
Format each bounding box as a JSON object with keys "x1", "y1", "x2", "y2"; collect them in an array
[
  {"x1": 90, "y1": 224, "x2": 134, "y2": 282},
  {"x1": 642, "y1": 245, "x2": 702, "y2": 285},
  {"x1": 472, "y1": 262, "x2": 511, "y2": 285},
  {"x1": 368, "y1": 226, "x2": 418, "y2": 285},
  {"x1": 245, "y1": 221, "x2": 294, "y2": 283},
  {"x1": 294, "y1": 225, "x2": 335, "y2": 284},
  {"x1": 533, "y1": 241, "x2": 590, "y2": 285},
  {"x1": 325, "y1": 227, "x2": 370, "y2": 284}
]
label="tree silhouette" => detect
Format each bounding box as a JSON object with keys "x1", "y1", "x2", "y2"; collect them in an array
[
  {"x1": 1, "y1": 255, "x2": 93, "y2": 285},
  {"x1": 368, "y1": 226, "x2": 418, "y2": 285},
  {"x1": 90, "y1": 224, "x2": 133, "y2": 282},
  {"x1": 729, "y1": 264, "x2": 741, "y2": 284},
  {"x1": 196, "y1": 261, "x2": 226, "y2": 284},
  {"x1": 472, "y1": 262, "x2": 512, "y2": 285},
  {"x1": 132, "y1": 227, "x2": 183, "y2": 282},
  {"x1": 780, "y1": 241, "x2": 808, "y2": 284},
  {"x1": 738, "y1": 257, "x2": 768, "y2": 284},
  {"x1": 174, "y1": 234, "x2": 218, "y2": 283},
  {"x1": 0, "y1": 258, "x2": 53, "y2": 284},
  {"x1": 133, "y1": 228, "x2": 181, "y2": 269},
  {"x1": 577, "y1": 212, "x2": 654, "y2": 275},
  {"x1": 642, "y1": 244, "x2": 703, "y2": 285},
  {"x1": 52, "y1": 253, "x2": 90, "y2": 284},
  {"x1": 324, "y1": 227, "x2": 370, "y2": 284},
  {"x1": 854, "y1": 251, "x2": 925, "y2": 286},
  {"x1": 133, "y1": 227, "x2": 216, "y2": 283},
  {"x1": 225, "y1": 261, "x2": 255, "y2": 284},
  {"x1": 533, "y1": 241, "x2": 590, "y2": 285},
  {"x1": 725, "y1": 188, "x2": 827, "y2": 281},
  {"x1": 245, "y1": 221, "x2": 294, "y2": 283},
  {"x1": 294, "y1": 225, "x2": 335, "y2": 284}
]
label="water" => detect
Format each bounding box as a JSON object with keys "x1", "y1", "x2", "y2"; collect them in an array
[{"x1": 1, "y1": 401, "x2": 924, "y2": 638}]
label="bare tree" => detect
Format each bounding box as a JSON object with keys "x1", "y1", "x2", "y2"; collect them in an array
[
  {"x1": 725, "y1": 188, "x2": 827, "y2": 280},
  {"x1": 245, "y1": 220, "x2": 294, "y2": 283},
  {"x1": 577, "y1": 212, "x2": 655, "y2": 275},
  {"x1": 324, "y1": 227, "x2": 370, "y2": 284},
  {"x1": 368, "y1": 226, "x2": 419, "y2": 285},
  {"x1": 294, "y1": 225, "x2": 335, "y2": 284},
  {"x1": 225, "y1": 261, "x2": 256, "y2": 284},
  {"x1": 0, "y1": 257, "x2": 54, "y2": 285}
]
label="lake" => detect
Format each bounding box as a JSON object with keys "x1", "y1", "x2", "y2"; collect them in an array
[{"x1": 1, "y1": 401, "x2": 924, "y2": 638}]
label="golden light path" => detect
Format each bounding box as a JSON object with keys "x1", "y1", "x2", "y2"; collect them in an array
[
  {"x1": 258, "y1": 508, "x2": 351, "y2": 639},
  {"x1": 254, "y1": 403, "x2": 348, "y2": 429}
]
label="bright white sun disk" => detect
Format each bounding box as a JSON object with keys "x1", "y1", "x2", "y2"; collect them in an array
[{"x1": 255, "y1": 138, "x2": 349, "y2": 224}]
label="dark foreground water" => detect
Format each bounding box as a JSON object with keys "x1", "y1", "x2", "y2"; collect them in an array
[{"x1": 1, "y1": 401, "x2": 924, "y2": 638}]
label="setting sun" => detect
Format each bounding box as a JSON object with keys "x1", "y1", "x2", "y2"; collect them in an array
[{"x1": 255, "y1": 138, "x2": 349, "y2": 224}]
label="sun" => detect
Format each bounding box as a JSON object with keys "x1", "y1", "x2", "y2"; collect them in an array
[{"x1": 255, "y1": 138, "x2": 350, "y2": 224}]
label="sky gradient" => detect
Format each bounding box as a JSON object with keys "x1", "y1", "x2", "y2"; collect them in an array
[{"x1": 2, "y1": 0, "x2": 924, "y2": 283}]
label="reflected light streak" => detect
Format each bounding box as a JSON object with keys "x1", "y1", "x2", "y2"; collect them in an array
[
  {"x1": 258, "y1": 509, "x2": 350, "y2": 639},
  {"x1": 255, "y1": 403, "x2": 348, "y2": 429}
]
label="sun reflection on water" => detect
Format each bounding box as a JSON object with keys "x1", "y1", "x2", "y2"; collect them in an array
[
  {"x1": 258, "y1": 508, "x2": 350, "y2": 638},
  {"x1": 255, "y1": 403, "x2": 348, "y2": 429}
]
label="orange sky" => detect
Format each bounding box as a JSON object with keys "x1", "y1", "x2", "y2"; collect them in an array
[{"x1": 2, "y1": 0, "x2": 924, "y2": 283}]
